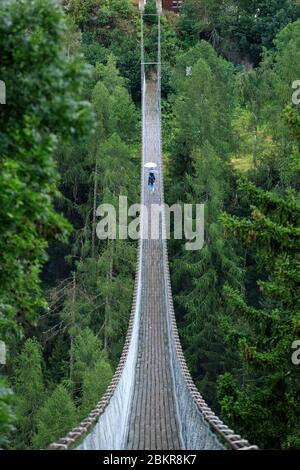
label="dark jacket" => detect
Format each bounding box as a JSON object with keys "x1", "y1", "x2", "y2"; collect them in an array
[{"x1": 148, "y1": 173, "x2": 155, "y2": 185}]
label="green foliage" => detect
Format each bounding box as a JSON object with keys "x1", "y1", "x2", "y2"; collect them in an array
[
  {"x1": 33, "y1": 384, "x2": 77, "y2": 449},
  {"x1": 68, "y1": 0, "x2": 132, "y2": 28},
  {"x1": 96, "y1": 241, "x2": 136, "y2": 362},
  {"x1": 0, "y1": 0, "x2": 90, "y2": 448},
  {"x1": 66, "y1": 328, "x2": 113, "y2": 419},
  {"x1": 144, "y1": 0, "x2": 157, "y2": 25},
  {"x1": 35, "y1": 51, "x2": 139, "y2": 447},
  {"x1": 178, "y1": 0, "x2": 300, "y2": 65},
  {"x1": 169, "y1": 42, "x2": 235, "y2": 193},
  {"x1": 213, "y1": 19, "x2": 300, "y2": 449},
  {"x1": 218, "y1": 176, "x2": 300, "y2": 448},
  {"x1": 167, "y1": 43, "x2": 241, "y2": 407},
  {"x1": 0, "y1": 379, "x2": 15, "y2": 447},
  {"x1": 54, "y1": 57, "x2": 138, "y2": 260},
  {"x1": 1, "y1": 0, "x2": 300, "y2": 452},
  {"x1": 81, "y1": 358, "x2": 113, "y2": 416},
  {"x1": 266, "y1": 20, "x2": 300, "y2": 186},
  {"x1": 0, "y1": 0, "x2": 90, "y2": 342},
  {"x1": 168, "y1": 14, "x2": 300, "y2": 443},
  {"x1": 171, "y1": 144, "x2": 243, "y2": 407},
  {"x1": 68, "y1": 0, "x2": 102, "y2": 26},
  {"x1": 230, "y1": 20, "x2": 300, "y2": 182},
  {"x1": 12, "y1": 339, "x2": 45, "y2": 449},
  {"x1": 72, "y1": 328, "x2": 103, "y2": 384},
  {"x1": 0, "y1": 0, "x2": 137, "y2": 451},
  {"x1": 68, "y1": 0, "x2": 141, "y2": 99}
]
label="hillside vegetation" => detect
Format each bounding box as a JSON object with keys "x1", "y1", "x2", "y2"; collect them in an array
[{"x1": 0, "y1": 0, "x2": 299, "y2": 449}]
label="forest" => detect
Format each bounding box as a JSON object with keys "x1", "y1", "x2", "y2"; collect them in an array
[{"x1": 0, "y1": 0, "x2": 300, "y2": 451}]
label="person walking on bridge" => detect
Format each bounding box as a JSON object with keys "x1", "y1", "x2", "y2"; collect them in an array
[{"x1": 148, "y1": 171, "x2": 156, "y2": 193}]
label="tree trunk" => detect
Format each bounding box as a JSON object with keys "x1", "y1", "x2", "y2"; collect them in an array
[
  {"x1": 104, "y1": 245, "x2": 113, "y2": 352},
  {"x1": 70, "y1": 272, "x2": 76, "y2": 398},
  {"x1": 252, "y1": 99, "x2": 260, "y2": 169},
  {"x1": 92, "y1": 159, "x2": 98, "y2": 257},
  {"x1": 252, "y1": 117, "x2": 258, "y2": 169},
  {"x1": 73, "y1": 176, "x2": 78, "y2": 204}
]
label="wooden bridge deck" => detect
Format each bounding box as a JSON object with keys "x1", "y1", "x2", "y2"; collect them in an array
[{"x1": 125, "y1": 80, "x2": 182, "y2": 450}]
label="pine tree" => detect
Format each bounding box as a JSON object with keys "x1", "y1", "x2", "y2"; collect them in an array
[
  {"x1": 169, "y1": 41, "x2": 235, "y2": 199},
  {"x1": 177, "y1": 0, "x2": 299, "y2": 65},
  {"x1": 1, "y1": 0, "x2": 140, "y2": 450},
  {"x1": 96, "y1": 241, "x2": 136, "y2": 363},
  {"x1": 218, "y1": 179, "x2": 300, "y2": 449},
  {"x1": 13, "y1": 339, "x2": 45, "y2": 449},
  {"x1": 0, "y1": 0, "x2": 90, "y2": 343},
  {"x1": 72, "y1": 328, "x2": 104, "y2": 386},
  {"x1": 167, "y1": 42, "x2": 241, "y2": 408},
  {"x1": 33, "y1": 384, "x2": 77, "y2": 449},
  {"x1": 81, "y1": 358, "x2": 113, "y2": 417},
  {"x1": 173, "y1": 143, "x2": 242, "y2": 408},
  {"x1": 0, "y1": 379, "x2": 15, "y2": 448}
]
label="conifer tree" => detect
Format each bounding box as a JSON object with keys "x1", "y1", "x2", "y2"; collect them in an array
[
  {"x1": 13, "y1": 339, "x2": 45, "y2": 449},
  {"x1": 167, "y1": 42, "x2": 241, "y2": 407},
  {"x1": 33, "y1": 384, "x2": 77, "y2": 449},
  {"x1": 169, "y1": 41, "x2": 235, "y2": 198},
  {"x1": 218, "y1": 179, "x2": 300, "y2": 448},
  {"x1": 216, "y1": 19, "x2": 300, "y2": 449},
  {"x1": 0, "y1": 379, "x2": 15, "y2": 448},
  {"x1": 173, "y1": 143, "x2": 242, "y2": 407},
  {"x1": 81, "y1": 358, "x2": 113, "y2": 417},
  {"x1": 0, "y1": 0, "x2": 90, "y2": 343}
]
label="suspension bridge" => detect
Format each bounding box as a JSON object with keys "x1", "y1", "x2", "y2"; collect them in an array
[{"x1": 49, "y1": 1, "x2": 257, "y2": 451}]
